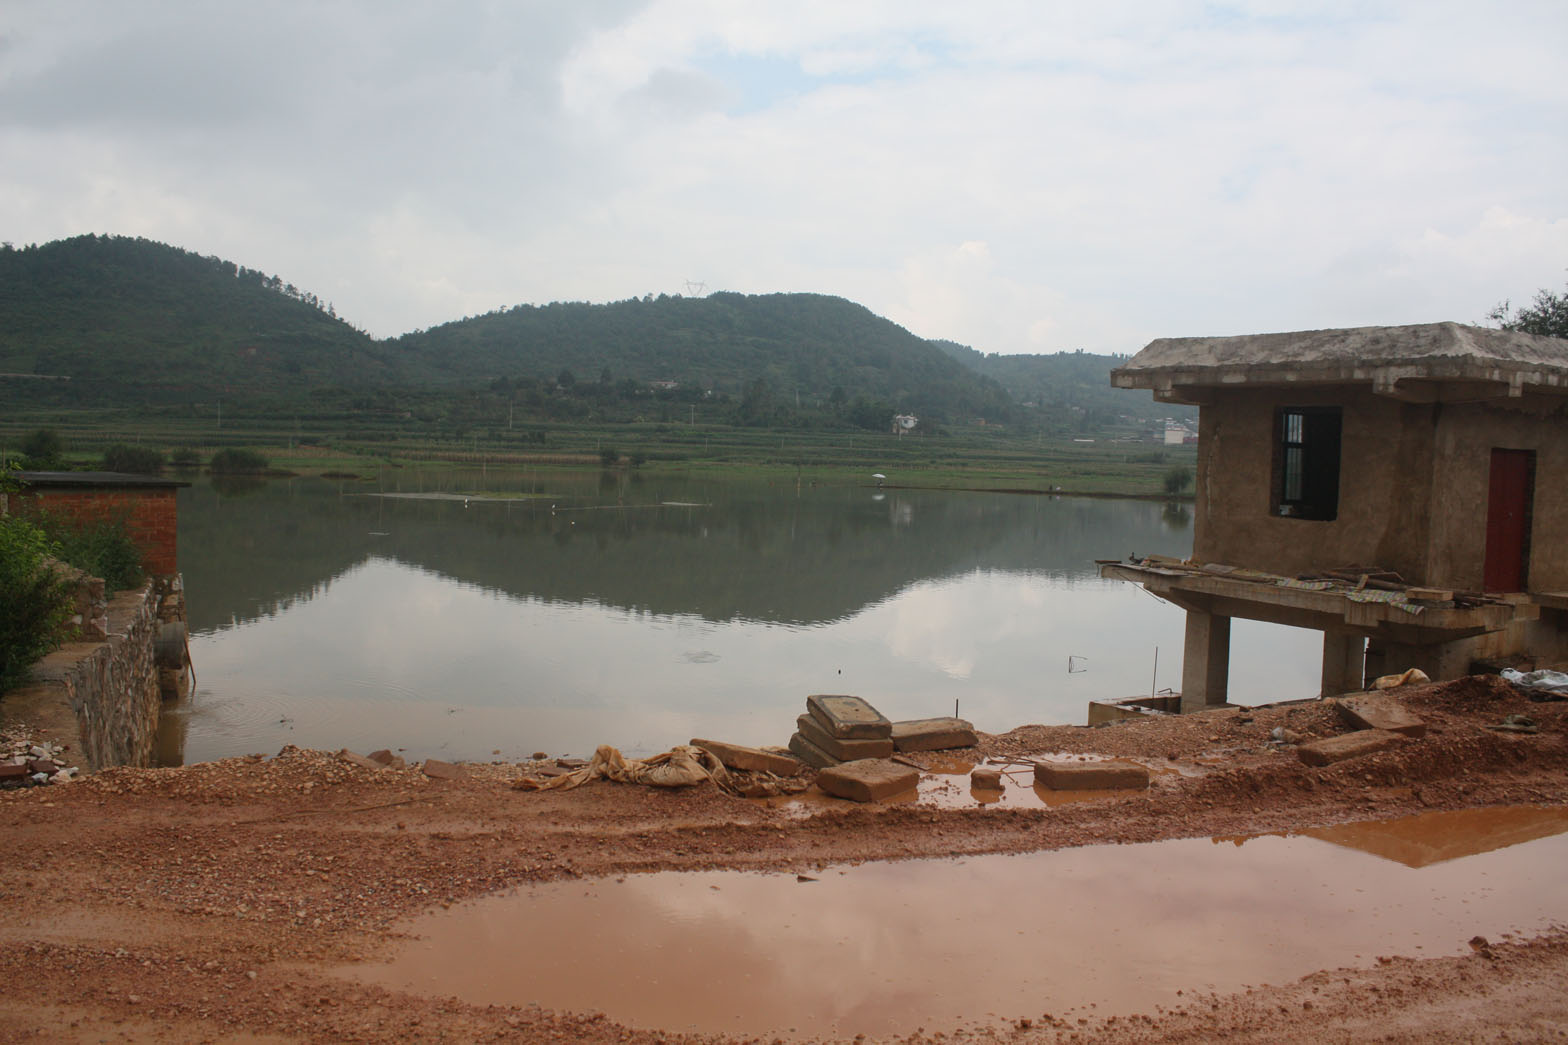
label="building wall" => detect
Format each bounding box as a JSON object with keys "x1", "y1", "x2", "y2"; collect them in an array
[
  {"x1": 1193, "y1": 387, "x2": 1567, "y2": 591},
  {"x1": 1194, "y1": 387, "x2": 1435, "y2": 582},
  {"x1": 16, "y1": 488, "x2": 180, "y2": 575},
  {"x1": 1426, "y1": 398, "x2": 1568, "y2": 592}
]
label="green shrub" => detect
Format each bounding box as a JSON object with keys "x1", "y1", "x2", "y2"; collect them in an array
[
  {"x1": 0, "y1": 515, "x2": 71, "y2": 694},
  {"x1": 1162, "y1": 465, "x2": 1194, "y2": 496},
  {"x1": 19, "y1": 428, "x2": 64, "y2": 470},
  {"x1": 169, "y1": 447, "x2": 202, "y2": 469},
  {"x1": 208, "y1": 447, "x2": 269, "y2": 474},
  {"x1": 102, "y1": 443, "x2": 165, "y2": 474},
  {"x1": 599, "y1": 447, "x2": 620, "y2": 468},
  {"x1": 34, "y1": 511, "x2": 144, "y2": 594}
]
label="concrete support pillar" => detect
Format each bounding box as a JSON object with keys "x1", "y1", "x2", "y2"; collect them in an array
[
  {"x1": 1181, "y1": 610, "x2": 1231, "y2": 713},
  {"x1": 1320, "y1": 631, "x2": 1366, "y2": 697}
]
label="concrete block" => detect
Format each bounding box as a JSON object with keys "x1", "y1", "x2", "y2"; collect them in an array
[
  {"x1": 367, "y1": 749, "x2": 406, "y2": 769},
  {"x1": 891, "y1": 717, "x2": 978, "y2": 752},
  {"x1": 1335, "y1": 695, "x2": 1427, "y2": 738},
  {"x1": 1033, "y1": 759, "x2": 1150, "y2": 791},
  {"x1": 788, "y1": 732, "x2": 840, "y2": 769},
  {"x1": 691, "y1": 738, "x2": 803, "y2": 776},
  {"x1": 970, "y1": 767, "x2": 1004, "y2": 789},
  {"x1": 817, "y1": 759, "x2": 920, "y2": 803},
  {"x1": 805, "y1": 694, "x2": 892, "y2": 740},
  {"x1": 337, "y1": 749, "x2": 383, "y2": 771},
  {"x1": 795, "y1": 715, "x2": 894, "y2": 761},
  {"x1": 420, "y1": 759, "x2": 467, "y2": 780},
  {"x1": 1297, "y1": 729, "x2": 1406, "y2": 767}
]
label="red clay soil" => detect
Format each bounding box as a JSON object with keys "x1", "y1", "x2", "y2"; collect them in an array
[{"x1": 3, "y1": 674, "x2": 1567, "y2": 1043}]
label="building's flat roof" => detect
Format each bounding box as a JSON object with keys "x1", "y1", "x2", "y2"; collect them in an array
[
  {"x1": 14, "y1": 471, "x2": 191, "y2": 490},
  {"x1": 1113, "y1": 322, "x2": 1568, "y2": 402}
]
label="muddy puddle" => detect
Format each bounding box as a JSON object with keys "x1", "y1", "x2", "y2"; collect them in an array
[{"x1": 343, "y1": 805, "x2": 1568, "y2": 1039}]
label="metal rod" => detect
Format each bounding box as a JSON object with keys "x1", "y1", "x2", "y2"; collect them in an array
[{"x1": 1151, "y1": 647, "x2": 1159, "y2": 697}]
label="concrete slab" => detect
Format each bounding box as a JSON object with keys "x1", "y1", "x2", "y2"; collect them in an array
[
  {"x1": 420, "y1": 759, "x2": 467, "y2": 780},
  {"x1": 1335, "y1": 695, "x2": 1427, "y2": 738},
  {"x1": 890, "y1": 717, "x2": 978, "y2": 752},
  {"x1": 1297, "y1": 729, "x2": 1406, "y2": 767},
  {"x1": 796, "y1": 715, "x2": 894, "y2": 761},
  {"x1": 805, "y1": 694, "x2": 892, "y2": 740},
  {"x1": 788, "y1": 732, "x2": 840, "y2": 769},
  {"x1": 337, "y1": 749, "x2": 383, "y2": 771},
  {"x1": 816, "y1": 759, "x2": 920, "y2": 803},
  {"x1": 1033, "y1": 759, "x2": 1150, "y2": 791},
  {"x1": 691, "y1": 738, "x2": 802, "y2": 776}
]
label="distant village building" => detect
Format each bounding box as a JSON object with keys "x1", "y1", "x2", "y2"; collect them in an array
[
  {"x1": 649, "y1": 379, "x2": 679, "y2": 391},
  {"x1": 1102, "y1": 322, "x2": 1568, "y2": 711},
  {"x1": 892, "y1": 414, "x2": 918, "y2": 435}
]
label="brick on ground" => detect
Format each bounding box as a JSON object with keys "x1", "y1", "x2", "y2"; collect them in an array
[
  {"x1": 1335, "y1": 695, "x2": 1427, "y2": 738},
  {"x1": 1034, "y1": 759, "x2": 1150, "y2": 791},
  {"x1": 891, "y1": 717, "x2": 978, "y2": 752},
  {"x1": 1297, "y1": 729, "x2": 1406, "y2": 767},
  {"x1": 817, "y1": 759, "x2": 919, "y2": 803},
  {"x1": 337, "y1": 749, "x2": 383, "y2": 771},
  {"x1": 971, "y1": 767, "x2": 1003, "y2": 789},
  {"x1": 420, "y1": 758, "x2": 467, "y2": 780},
  {"x1": 795, "y1": 715, "x2": 894, "y2": 761},
  {"x1": 691, "y1": 738, "x2": 802, "y2": 776},
  {"x1": 805, "y1": 694, "x2": 892, "y2": 740},
  {"x1": 367, "y1": 749, "x2": 407, "y2": 769},
  {"x1": 788, "y1": 732, "x2": 840, "y2": 769}
]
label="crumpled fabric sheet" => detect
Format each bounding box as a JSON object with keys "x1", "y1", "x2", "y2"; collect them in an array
[
  {"x1": 1373, "y1": 667, "x2": 1431, "y2": 689},
  {"x1": 1501, "y1": 668, "x2": 1568, "y2": 698},
  {"x1": 516, "y1": 744, "x2": 735, "y2": 793}
]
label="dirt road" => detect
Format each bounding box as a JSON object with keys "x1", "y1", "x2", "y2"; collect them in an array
[{"x1": 3, "y1": 675, "x2": 1567, "y2": 1042}]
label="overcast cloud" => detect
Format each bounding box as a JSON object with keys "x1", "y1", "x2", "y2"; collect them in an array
[{"x1": 2, "y1": 0, "x2": 1564, "y2": 353}]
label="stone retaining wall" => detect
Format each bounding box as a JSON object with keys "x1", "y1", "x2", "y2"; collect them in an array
[{"x1": 3, "y1": 579, "x2": 175, "y2": 772}]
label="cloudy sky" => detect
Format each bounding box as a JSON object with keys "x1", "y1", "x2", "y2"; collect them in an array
[{"x1": 3, "y1": 1, "x2": 1564, "y2": 353}]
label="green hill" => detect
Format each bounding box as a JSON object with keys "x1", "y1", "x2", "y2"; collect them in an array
[
  {"x1": 389, "y1": 291, "x2": 1014, "y2": 425},
  {"x1": 933, "y1": 340, "x2": 1197, "y2": 431},
  {"x1": 0, "y1": 235, "x2": 396, "y2": 404}
]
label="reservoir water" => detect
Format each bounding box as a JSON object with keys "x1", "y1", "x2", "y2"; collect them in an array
[{"x1": 159, "y1": 471, "x2": 1322, "y2": 765}]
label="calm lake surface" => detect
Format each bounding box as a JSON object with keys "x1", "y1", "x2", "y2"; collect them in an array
[{"x1": 159, "y1": 471, "x2": 1320, "y2": 766}]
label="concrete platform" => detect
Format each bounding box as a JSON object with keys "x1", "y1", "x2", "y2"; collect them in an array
[
  {"x1": 1033, "y1": 759, "x2": 1150, "y2": 790},
  {"x1": 691, "y1": 738, "x2": 802, "y2": 776},
  {"x1": 1297, "y1": 729, "x2": 1406, "y2": 767},
  {"x1": 816, "y1": 759, "x2": 920, "y2": 803},
  {"x1": 796, "y1": 715, "x2": 894, "y2": 760},
  {"x1": 805, "y1": 694, "x2": 892, "y2": 740},
  {"x1": 788, "y1": 731, "x2": 840, "y2": 769},
  {"x1": 1334, "y1": 695, "x2": 1427, "y2": 738},
  {"x1": 890, "y1": 717, "x2": 977, "y2": 752}
]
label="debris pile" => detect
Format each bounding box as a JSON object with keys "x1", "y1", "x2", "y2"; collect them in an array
[{"x1": 1, "y1": 733, "x2": 80, "y2": 788}]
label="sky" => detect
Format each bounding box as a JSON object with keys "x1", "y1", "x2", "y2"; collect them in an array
[{"x1": 2, "y1": 1, "x2": 1565, "y2": 354}]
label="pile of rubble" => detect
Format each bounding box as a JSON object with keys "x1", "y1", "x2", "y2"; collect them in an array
[
  {"x1": 698, "y1": 694, "x2": 979, "y2": 803},
  {"x1": 1, "y1": 732, "x2": 80, "y2": 788}
]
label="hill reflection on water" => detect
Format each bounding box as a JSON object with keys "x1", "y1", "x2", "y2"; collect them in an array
[{"x1": 163, "y1": 472, "x2": 1311, "y2": 766}]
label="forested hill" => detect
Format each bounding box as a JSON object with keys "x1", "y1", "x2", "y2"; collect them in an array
[
  {"x1": 0, "y1": 236, "x2": 1014, "y2": 423},
  {"x1": 0, "y1": 235, "x2": 394, "y2": 402},
  {"x1": 933, "y1": 340, "x2": 1197, "y2": 428},
  {"x1": 388, "y1": 292, "x2": 1014, "y2": 424}
]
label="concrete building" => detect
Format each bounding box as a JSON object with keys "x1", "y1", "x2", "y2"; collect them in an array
[{"x1": 1101, "y1": 322, "x2": 1568, "y2": 712}]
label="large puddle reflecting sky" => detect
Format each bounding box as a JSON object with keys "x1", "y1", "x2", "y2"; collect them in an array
[{"x1": 162, "y1": 471, "x2": 1320, "y2": 764}]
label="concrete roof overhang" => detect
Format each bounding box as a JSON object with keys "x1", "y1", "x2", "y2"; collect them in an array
[
  {"x1": 1099, "y1": 562, "x2": 1530, "y2": 645},
  {"x1": 1111, "y1": 322, "x2": 1568, "y2": 406}
]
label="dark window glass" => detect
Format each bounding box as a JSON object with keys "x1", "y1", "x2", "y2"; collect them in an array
[{"x1": 1276, "y1": 407, "x2": 1341, "y2": 520}]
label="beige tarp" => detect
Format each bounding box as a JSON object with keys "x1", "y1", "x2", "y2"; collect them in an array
[{"x1": 515, "y1": 744, "x2": 734, "y2": 793}]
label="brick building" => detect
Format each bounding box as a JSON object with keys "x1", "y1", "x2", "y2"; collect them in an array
[{"x1": 9, "y1": 471, "x2": 189, "y2": 575}]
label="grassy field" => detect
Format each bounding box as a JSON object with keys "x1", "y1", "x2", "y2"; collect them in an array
[{"x1": 0, "y1": 410, "x2": 1196, "y2": 497}]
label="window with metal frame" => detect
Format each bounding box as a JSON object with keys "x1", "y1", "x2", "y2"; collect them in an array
[{"x1": 1275, "y1": 407, "x2": 1341, "y2": 520}]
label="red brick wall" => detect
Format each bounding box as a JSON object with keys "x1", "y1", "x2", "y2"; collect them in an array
[{"x1": 16, "y1": 489, "x2": 180, "y2": 575}]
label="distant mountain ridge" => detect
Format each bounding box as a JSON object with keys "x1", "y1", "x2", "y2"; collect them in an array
[{"x1": 0, "y1": 234, "x2": 1169, "y2": 427}]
